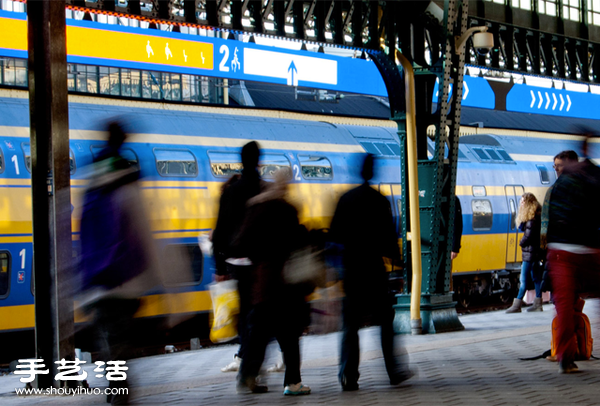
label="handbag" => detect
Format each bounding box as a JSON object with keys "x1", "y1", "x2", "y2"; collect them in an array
[
  {"x1": 209, "y1": 279, "x2": 240, "y2": 343},
  {"x1": 283, "y1": 246, "x2": 326, "y2": 288}
]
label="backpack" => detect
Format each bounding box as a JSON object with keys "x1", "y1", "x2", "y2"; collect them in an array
[
  {"x1": 520, "y1": 298, "x2": 594, "y2": 361},
  {"x1": 550, "y1": 299, "x2": 593, "y2": 361}
]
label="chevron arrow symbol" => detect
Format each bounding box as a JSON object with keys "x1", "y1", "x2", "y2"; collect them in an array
[
  {"x1": 559, "y1": 94, "x2": 565, "y2": 111},
  {"x1": 463, "y1": 81, "x2": 469, "y2": 100},
  {"x1": 552, "y1": 93, "x2": 557, "y2": 110},
  {"x1": 567, "y1": 95, "x2": 572, "y2": 111},
  {"x1": 545, "y1": 92, "x2": 550, "y2": 109},
  {"x1": 530, "y1": 90, "x2": 536, "y2": 108}
]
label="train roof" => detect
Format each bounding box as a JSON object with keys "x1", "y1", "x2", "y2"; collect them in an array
[{"x1": 239, "y1": 82, "x2": 600, "y2": 135}]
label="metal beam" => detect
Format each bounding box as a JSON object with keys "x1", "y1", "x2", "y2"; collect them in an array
[{"x1": 27, "y1": 0, "x2": 74, "y2": 389}]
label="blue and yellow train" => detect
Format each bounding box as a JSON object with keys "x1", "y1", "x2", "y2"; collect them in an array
[{"x1": 0, "y1": 88, "x2": 597, "y2": 336}]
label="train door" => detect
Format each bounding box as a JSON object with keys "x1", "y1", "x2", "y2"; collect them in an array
[{"x1": 505, "y1": 185, "x2": 524, "y2": 263}]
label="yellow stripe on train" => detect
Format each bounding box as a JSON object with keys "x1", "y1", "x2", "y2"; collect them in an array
[{"x1": 0, "y1": 291, "x2": 213, "y2": 332}]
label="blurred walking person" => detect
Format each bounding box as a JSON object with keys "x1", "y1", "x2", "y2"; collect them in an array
[
  {"x1": 547, "y1": 133, "x2": 600, "y2": 373},
  {"x1": 235, "y1": 169, "x2": 311, "y2": 396},
  {"x1": 79, "y1": 121, "x2": 160, "y2": 405},
  {"x1": 212, "y1": 141, "x2": 263, "y2": 372},
  {"x1": 330, "y1": 154, "x2": 409, "y2": 391},
  {"x1": 506, "y1": 193, "x2": 542, "y2": 313}
]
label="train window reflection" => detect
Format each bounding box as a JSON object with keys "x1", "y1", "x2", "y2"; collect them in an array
[
  {"x1": 21, "y1": 143, "x2": 30, "y2": 173},
  {"x1": 298, "y1": 155, "x2": 333, "y2": 180},
  {"x1": 472, "y1": 199, "x2": 493, "y2": 230},
  {"x1": 485, "y1": 148, "x2": 501, "y2": 161},
  {"x1": 69, "y1": 149, "x2": 76, "y2": 175},
  {"x1": 536, "y1": 165, "x2": 550, "y2": 184},
  {"x1": 374, "y1": 143, "x2": 394, "y2": 156},
  {"x1": 472, "y1": 186, "x2": 486, "y2": 197},
  {"x1": 259, "y1": 154, "x2": 291, "y2": 179},
  {"x1": 498, "y1": 150, "x2": 514, "y2": 162},
  {"x1": 0, "y1": 251, "x2": 9, "y2": 299},
  {"x1": 472, "y1": 147, "x2": 491, "y2": 161},
  {"x1": 360, "y1": 142, "x2": 380, "y2": 155},
  {"x1": 207, "y1": 151, "x2": 242, "y2": 177},
  {"x1": 509, "y1": 199, "x2": 517, "y2": 230},
  {"x1": 162, "y1": 244, "x2": 203, "y2": 286},
  {"x1": 154, "y1": 149, "x2": 197, "y2": 177}
]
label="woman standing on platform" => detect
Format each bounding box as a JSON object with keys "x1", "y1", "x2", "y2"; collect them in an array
[{"x1": 506, "y1": 192, "x2": 543, "y2": 313}]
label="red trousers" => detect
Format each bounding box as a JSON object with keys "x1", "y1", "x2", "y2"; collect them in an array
[{"x1": 547, "y1": 249, "x2": 600, "y2": 363}]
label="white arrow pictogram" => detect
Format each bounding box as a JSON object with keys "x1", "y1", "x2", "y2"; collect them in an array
[
  {"x1": 537, "y1": 91, "x2": 543, "y2": 108},
  {"x1": 559, "y1": 94, "x2": 565, "y2": 111},
  {"x1": 552, "y1": 93, "x2": 557, "y2": 110},
  {"x1": 530, "y1": 90, "x2": 536, "y2": 108},
  {"x1": 567, "y1": 95, "x2": 572, "y2": 111},
  {"x1": 545, "y1": 92, "x2": 550, "y2": 109},
  {"x1": 462, "y1": 81, "x2": 469, "y2": 100}
]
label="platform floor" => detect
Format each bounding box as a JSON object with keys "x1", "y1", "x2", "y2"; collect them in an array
[{"x1": 3, "y1": 300, "x2": 600, "y2": 405}]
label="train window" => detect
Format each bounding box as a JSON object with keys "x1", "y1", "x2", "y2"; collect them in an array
[
  {"x1": 472, "y1": 147, "x2": 491, "y2": 161},
  {"x1": 485, "y1": 148, "x2": 501, "y2": 161},
  {"x1": 360, "y1": 142, "x2": 380, "y2": 155},
  {"x1": 154, "y1": 149, "x2": 197, "y2": 177},
  {"x1": 91, "y1": 146, "x2": 139, "y2": 168},
  {"x1": 374, "y1": 143, "x2": 394, "y2": 156},
  {"x1": 207, "y1": 151, "x2": 243, "y2": 177},
  {"x1": 162, "y1": 244, "x2": 203, "y2": 286},
  {"x1": 259, "y1": 154, "x2": 291, "y2": 179},
  {"x1": 0, "y1": 146, "x2": 4, "y2": 174},
  {"x1": 498, "y1": 150, "x2": 514, "y2": 162},
  {"x1": 536, "y1": 165, "x2": 550, "y2": 184},
  {"x1": 387, "y1": 143, "x2": 401, "y2": 156},
  {"x1": 457, "y1": 148, "x2": 468, "y2": 160},
  {"x1": 0, "y1": 251, "x2": 9, "y2": 299},
  {"x1": 69, "y1": 149, "x2": 76, "y2": 175},
  {"x1": 472, "y1": 186, "x2": 486, "y2": 197},
  {"x1": 472, "y1": 199, "x2": 493, "y2": 230},
  {"x1": 298, "y1": 155, "x2": 333, "y2": 180},
  {"x1": 21, "y1": 143, "x2": 31, "y2": 173},
  {"x1": 509, "y1": 199, "x2": 517, "y2": 230}
]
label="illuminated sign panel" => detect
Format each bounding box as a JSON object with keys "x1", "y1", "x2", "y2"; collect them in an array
[
  {"x1": 66, "y1": 25, "x2": 214, "y2": 71},
  {"x1": 0, "y1": 10, "x2": 388, "y2": 97}
]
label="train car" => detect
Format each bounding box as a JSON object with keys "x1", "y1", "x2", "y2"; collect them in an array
[
  {"x1": 0, "y1": 88, "x2": 401, "y2": 341},
  {"x1": 0, "y1": 88, "x2": 598, "y2": 341}
]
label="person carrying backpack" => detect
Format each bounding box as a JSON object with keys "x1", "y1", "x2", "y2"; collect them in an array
[{"x1": 547, "y1": 132, "x2": 600, "y2": 374}]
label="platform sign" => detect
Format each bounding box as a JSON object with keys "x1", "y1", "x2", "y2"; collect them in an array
[
  {"x1": 432, "y1": 76, "x2": 495, "y2": 109},
  {"x1": 0, "y1": 10, "x2": 387, "y2": 97},
  {"x1": 506, "y1": 83, "x2": 600, "y2": 120}
]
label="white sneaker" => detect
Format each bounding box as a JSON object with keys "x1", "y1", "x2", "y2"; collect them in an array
[
  {"x1": 267, "y1": 361, "x2": 285, "y2": 373},
  {"x1": 221, "y1": 355, "x2": 241, "y2": 372},
  {"x1": 283, "y1": 382, "x2": 311, "y2": 396}
]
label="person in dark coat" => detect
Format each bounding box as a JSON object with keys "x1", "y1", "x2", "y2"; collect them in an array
[
  {"x1": 235, "y1": 169, "x2": 311, "y2": 396},
  {"x1": 79, "y1": 121, "x2": 160, "y2": 405},
  {"x1": 506, "y1": 192, "x2": 542, "y2": 313},
  {"x1": 547, "y1": 134, "x2": 600, "y2": 374},
  {"x1": 330, "y1": 154, "x2": 409, "y2": 391},
  {"x1": 212, "y1": 141, "x2": 263, "y2": 372}
]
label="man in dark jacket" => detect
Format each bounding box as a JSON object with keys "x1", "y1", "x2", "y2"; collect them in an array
[
  {"x1": 547, "y1": 136, "x2": 600, "y2": 373},
  {"x1": 330, "y1": 154, "x2": 409, "y2": 391},
  {"x1": 212, "y1": 141, "x2": 262, "y2": 372}
]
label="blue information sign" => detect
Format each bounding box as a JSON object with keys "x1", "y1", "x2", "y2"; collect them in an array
[{"x1": 507, "y1": 82, "x2": 600, "y2": 120}]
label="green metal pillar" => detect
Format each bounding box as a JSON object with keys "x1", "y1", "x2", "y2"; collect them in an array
[{"x1": 393, "y1": 0, "x2": 470, "y2": 334}]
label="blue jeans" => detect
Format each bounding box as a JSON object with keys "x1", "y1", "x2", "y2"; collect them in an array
[{"x1": 517, "y1": 260, "x2": 542, "y2": 299}]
